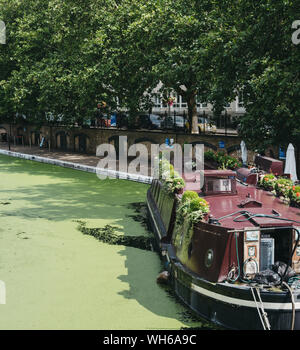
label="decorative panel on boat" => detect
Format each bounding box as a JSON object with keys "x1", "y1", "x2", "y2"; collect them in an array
[{"x1": 174, "y1": 221, "x2": 242, "y2": 283}]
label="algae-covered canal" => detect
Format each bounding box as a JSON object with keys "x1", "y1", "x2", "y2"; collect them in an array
[{"x1": 0, "y1": 154, "x2": 211, "y2": 330}]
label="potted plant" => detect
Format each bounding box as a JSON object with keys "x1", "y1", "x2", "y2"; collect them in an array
[
  {"x1": 289, "y1": 185, "x2": 300, "y2": 208},
  {"x1": 258, "y1": 174, "x2": 277, "y2": 191},
  {"x1": 177, "y1": 191, "x2": 210, "y2": 225},
  {"x1": 274, "y1": 178, "x2": 293, "y2": 198}
]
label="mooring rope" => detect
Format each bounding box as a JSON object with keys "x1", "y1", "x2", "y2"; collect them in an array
[
  {"x1": 282, "y1": 282, "x2": 295, "y2": 331},
  {"x1": 250, "y1": 287, "x2": 271, "y2": 330}
]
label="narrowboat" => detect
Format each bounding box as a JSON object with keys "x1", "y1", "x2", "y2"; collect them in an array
[{"x1": 146, "y1": 165, "x2": 300, "y2": 330}]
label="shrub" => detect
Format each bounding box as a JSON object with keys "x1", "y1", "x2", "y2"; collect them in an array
[
  {"x1": 259, "y1": 174, "x2": 277, "y2": 190},
  {"x1": 288, "y1": 185, "x2": 300, "y2": 206},
  {"x1": 204, "y1": 150, "x2": 242, "y2": 170},
  {"x1": 182, "y1": 190, "x2": 199, "y2": 203},
  {"x1": 204, "y1": 150, "x2": 216, "y2": 162},
  {"x1": 176, "y1": 193, "x2": 210, "y2": 225},
  {"x1": 158, "y1": 158, "x2": 185, "y2": 194},
  {"x1": 189, "y1": 198, "x2": 210, "y2": 213},
  {"x1": 274, "y1": 178, "x2": 293, "y2": 197}
]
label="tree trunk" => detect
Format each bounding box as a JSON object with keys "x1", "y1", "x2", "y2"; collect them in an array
[{"x1": 187, "y1": 93, "x2": 199, "y2": 134}]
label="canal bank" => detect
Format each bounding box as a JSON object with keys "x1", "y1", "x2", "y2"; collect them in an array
[{"x1": 0, "y1": 154, "x2": 211, "y2": 330}]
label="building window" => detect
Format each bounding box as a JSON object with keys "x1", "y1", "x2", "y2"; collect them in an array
[
  {"x1": 153, "y1": 94, "x2": 162, "y2": 108},
  {"x1": 238, "y1": 91, "x2": 244, "y2": 108},
  {"x1": 180, "y1": 95, "x2": 187, "y2": 108}
]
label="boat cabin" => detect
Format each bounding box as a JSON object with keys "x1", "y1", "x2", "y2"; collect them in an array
[
  {"x1": 177, "y1": 170, "x2": 300, "y2": 283},
  {"x1": 202, "y1": 170, "x2": 237, "y2": 196}
]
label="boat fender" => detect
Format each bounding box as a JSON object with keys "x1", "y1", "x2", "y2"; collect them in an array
[{"x1": 156, "y1": 271, "x2": 169, "y2": 285}]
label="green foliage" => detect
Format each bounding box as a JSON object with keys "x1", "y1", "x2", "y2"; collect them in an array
[
  {"x1": 182, "y1": 190, "x2": 199, "y2": 203},
  {"x1": 223, "y1": 0, "x2": 300, "y2": 151},
  {"x1": 288, "y1": 185, "x2": 300, "y2": 207},
  {"x1": 1, "y1": 0, "x2": 299, "y2": 146},
  {"x1": 158, "y1": 158, "x2": 185, "y2": 194},
  {"x1": 274, "y1": 178, "x2": 293, "y2": 197},
  {"x1": 258, "y1": 175, "x2": 300, "y2": 206},
  {"x1": 258, "y1": 173, "x2": 277, "y2": 191},
  {"x1": 204, "y1": 150, "x2": 242, "y2": 170},
  {"x1": 176, "y1": 192, "x2": 209, "y2": 225},
  {"x1": 203, "y1": 150, "x2": 216, "y2": 162}
]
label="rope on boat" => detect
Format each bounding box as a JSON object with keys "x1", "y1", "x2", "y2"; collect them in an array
[
  {"x1": 215, "y1": 210, "x2": 300, "y2": 225},
  {"x1": 250, "y1": 287, "x2": 271, "y2": 330},
  {"x1": 282, "y1": 282, "x2": 295, "y2": 331}
]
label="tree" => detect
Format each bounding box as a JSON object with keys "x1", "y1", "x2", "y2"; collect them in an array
[
  {"x1": 144, "y1": 0, "x2": 216, "y2": 133},
  {"x1": 0, "y1": 0, "x2": 108, "y2": 128},
  {"x1": 220, "y1": 0, "x2": 300, "y2": 154}
]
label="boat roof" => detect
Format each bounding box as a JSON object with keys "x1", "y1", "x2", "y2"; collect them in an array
[
  {"x1": 203, "y1": 169, "x2": 236, "y2": 177},
  {"x1": 204, "y1": 183, "x2": 300, "y2": 229},
  {"x1": 183, "y1": 171, "x2": 300, "y2": 230}
]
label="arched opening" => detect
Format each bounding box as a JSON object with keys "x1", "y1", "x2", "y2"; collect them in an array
[
  {"x1": 31, "y1": 131, "x2": 41, "y2": 146},
  {"x1": 16, "y1": 126, "x2": 26, "y2": 145},
  {"x1": 226, "y1": 144, "x2": 242, "y2": 161},
  {"x1": 74, "y1": 134, "x2": 89, "y2": 153},
  {"x1": 0, "y1": 127, "x2": 7, "y2": 142},
  {"x1": 56, "y1": 131, "x2": 68, "y2": 150},
  {"x1": 134, "y1": 137, "x2": 157, "y2": 145},
  {"x1": 190, "y1": 141, "x2": 217, "y2": 152}
]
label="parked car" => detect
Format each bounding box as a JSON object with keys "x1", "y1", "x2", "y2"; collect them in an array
[
  {"x1": 161, "y1": 115, "x2": 185, "y2": 130},
  {"x1": 137, "y1": 114, "x2": 161, "y2": 129},
  {"x1": 116, "y1": 113, "x2": 129, "y2": 128},
  {"x1": 198, "y1": 117, "x2": 217, "y2": 133},
  {"x1": 149, "y1": 114, "x2": 162, "y2": 129}
]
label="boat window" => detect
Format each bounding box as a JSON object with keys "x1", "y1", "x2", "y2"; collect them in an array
[
  {"x1": 207, "y1": 179, "x2": 232, "y2": 192},
  {"x1": 203, "y1": 176, "x2": 236, "y2": 195}
]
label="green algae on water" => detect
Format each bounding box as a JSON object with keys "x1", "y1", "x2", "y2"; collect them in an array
[
  {"x1": 0, "y1": 154, "x2": 205, "y2": 330},
  {"x1": 75, "y1": 220, "x2": 154, "y2": 251}
]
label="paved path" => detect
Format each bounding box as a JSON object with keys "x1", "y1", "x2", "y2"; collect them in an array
[
  {"x1": 0, "y1": 142, "x2": 153, "y2": 183},
  {"x1": 0, "y1": 143, "x2": 102, "y2": 167}
]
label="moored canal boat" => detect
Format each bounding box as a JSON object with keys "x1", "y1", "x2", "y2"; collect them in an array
[{"x1": 147, "y1": 167, "x2": 300, "y2": 330}]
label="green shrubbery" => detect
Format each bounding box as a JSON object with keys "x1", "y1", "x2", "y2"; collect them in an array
[
  {"x1": 274, "y1": 178, "x2": 293, "y2": 197},
  {"x1": 204, "y1": 151, "x2": 242, "y2": 170},
  {"x1": 258, "y1": 174, "x2": 300, "y2": 207},
  {"x1": 173, "y1": 190, "x2": 210, "y2": 262},
  {"x1": 158, "y1": 158, "x2": 185, "y2": 194},
  {"x1": 181, "y1": 190, "x2": 199, "y2": 202},
  {"x1": 258, "y1": 173, "x2": 277, "y2": 191},
  {"x1": 177, "y1": 190, "x2": 210, "y2": 225}
]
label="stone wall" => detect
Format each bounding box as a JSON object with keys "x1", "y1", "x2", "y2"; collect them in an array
[{"x1": 0, "y1": 123, "x2": 280, "y2": 165}]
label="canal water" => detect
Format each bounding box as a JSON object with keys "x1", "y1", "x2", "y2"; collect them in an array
[{"x1": 0, "y1": 155, "x2": 214, "y2": 330}]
